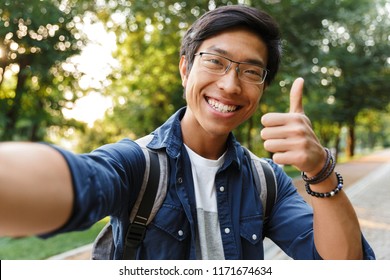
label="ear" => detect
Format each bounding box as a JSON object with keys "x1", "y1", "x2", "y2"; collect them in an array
[{"x1": 179, "y1": 55, "x2": 188, "y2": 88}]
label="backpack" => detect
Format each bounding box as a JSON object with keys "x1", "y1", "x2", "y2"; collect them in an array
[{"x1": 91, "y1": 134, "x2": 277, "y2": 260}]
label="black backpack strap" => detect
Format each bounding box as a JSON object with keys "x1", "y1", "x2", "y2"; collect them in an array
[{"x1": 122, "y1": 149, "x2": 160, "y2": 260}]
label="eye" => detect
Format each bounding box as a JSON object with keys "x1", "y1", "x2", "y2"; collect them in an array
[
  {"x1": 210, "y1": 58, "x2": 222, "y2": 65},
  {"x1": 243, "y1": 67, "x2": 263, "y2": 77},
  {"x1": 203, "y1": 56, "x2": 224, "y2": 67}
]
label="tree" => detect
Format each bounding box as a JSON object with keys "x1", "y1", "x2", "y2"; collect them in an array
[
  {"x1": 238, "y1": 0, "x2": 352, "y2": 155},
  {"x1": 0, "y1": 0, "x2": 94, "y2": 141},
  {"x1": 356, "y1": 109, "x2": 389, "y2": 150},
  {"x1": 316, "y1": 0, "x2": 390, "y2": 157},
  {"x1": 52, "y1": 0, "x2": 389, "y2": 156},
  {"x1": 254, "y1": 0, "x2": 390, "y2": 158}
]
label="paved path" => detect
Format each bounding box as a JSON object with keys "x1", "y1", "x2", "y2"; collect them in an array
[
  {"x1": 51, "y1": 149, "x2": 390, "y2": 260},
  {"x1": 347, "y1": 160, "x2": 390, "y2": 259}
]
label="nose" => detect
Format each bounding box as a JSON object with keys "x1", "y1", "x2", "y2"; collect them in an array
[{"x1": 216, "y1": 63, "x2": 242, "y2": 94}]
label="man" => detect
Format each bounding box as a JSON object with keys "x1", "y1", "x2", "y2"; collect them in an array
[{"x1": 0, "y1": 5, "x2": 375, "y2": 259}]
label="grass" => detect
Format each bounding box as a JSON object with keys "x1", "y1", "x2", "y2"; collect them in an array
[{"x1": 0, "y1": 218, "x2": 108, "y2": 260}]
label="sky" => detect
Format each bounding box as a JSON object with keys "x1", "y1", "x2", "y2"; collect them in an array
[{"x1": 62, "y1": 19, "x2": 116, "y2": 127}]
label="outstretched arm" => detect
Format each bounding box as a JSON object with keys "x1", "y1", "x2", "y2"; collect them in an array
[
  {"x1": 261, "y1": 78, "x2": 363, "y2": 259},
  {"x1": 0, "y1": 142, "x2": 73, "y2": 237}
]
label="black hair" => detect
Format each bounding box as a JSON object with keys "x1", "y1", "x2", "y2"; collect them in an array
[{"x1": 180, "y1": 5, "x2": 282, "y2": 84}]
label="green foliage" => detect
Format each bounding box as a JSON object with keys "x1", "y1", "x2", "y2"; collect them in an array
[
  {"x1": 314, "y1": 0, "x2": 390, "y2": 156},
  {"x1": 1, "y1": 0, "x2": 389, "y2": 155},
  {"x1": 0, "y1": 0, "x2": 92, "y2": 141},
  {"x1": 356, "y1": 108, "x2": 390, "y2": 150},
  {"x1": 98, "y1": 0, "x2": 200, "y2": 138},
  {"x1": 246, "y1": 0, "x2": 390, "y2": 157}
]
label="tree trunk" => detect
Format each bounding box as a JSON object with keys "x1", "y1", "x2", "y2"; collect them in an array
[
  {"x1": 334, "y1": 124, "x2": 341, "y2": 163},
  {"x1": 346, "y1": 124, "x2": 356, "y2": 158},
  {"x1": 29, "y1": 98, "x2": 45, "y2": 141}
]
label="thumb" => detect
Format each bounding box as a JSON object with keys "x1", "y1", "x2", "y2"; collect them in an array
[{"x1": 289, "y1": 77, "x2": 305, "y2": 113}]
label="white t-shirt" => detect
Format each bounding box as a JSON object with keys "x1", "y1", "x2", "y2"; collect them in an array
[{"x1": 184, "y1": 144, "x2": 226, "y2": 259}]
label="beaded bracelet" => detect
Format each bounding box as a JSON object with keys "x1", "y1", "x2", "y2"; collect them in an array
[
  {"x1": 305, "y1": 172, "x2": 344, "y2": 198},
  {"x1": 302, "y1": 148, "x2": 336, "y2": 185}
]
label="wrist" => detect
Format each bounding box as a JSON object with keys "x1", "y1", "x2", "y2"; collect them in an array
[
  {"x1": 305, "y1": 172, "x2": 343, "y2": 198},
  {"x1": 307, "y1": 172, "x2": 338, "y2": 192},
  {"x1": 305, "y1": 148, "x2": 327, "y2": 178},
  {"x1": 301, "y1": 148, "x2": 335, "y2": 185}
]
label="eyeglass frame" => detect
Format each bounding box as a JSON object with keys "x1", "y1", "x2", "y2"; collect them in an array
[{"x1": 194, "y1": 52, "x2": 269, "y2": 85}]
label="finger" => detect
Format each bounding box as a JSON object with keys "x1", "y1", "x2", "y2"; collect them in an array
[
  {"x1": 261, "y1": 125, "x2": 297, "y2": 140},
  {"x1": 263, "y1": 139, "x2": 289, "y2": 153},
  {"x1": 272, "y1": 151, "x2": 298, "y2": 167},
  {"x1": 261, "y1": 112, "x2": 288, "y2": 127},
  {"x1": 289, "y1": 77, "x2": 305, "y2": 114}
]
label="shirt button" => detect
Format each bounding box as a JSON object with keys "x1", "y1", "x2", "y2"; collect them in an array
[
  {"x1": 177, "y1": 177, "x2": 183, "y2": 184},
  {"x1": 252, "y1": 234, "x2": 258, "y2": 241},
  {"x1": 219, "y1": 186, "x2": 225, "y2": 192},
  {"x1": 178, "y1": 230, "x2": 184, "y2": 236},
  {"x1": 224, "y1": 228, "x2": 230, "y2": 234}
]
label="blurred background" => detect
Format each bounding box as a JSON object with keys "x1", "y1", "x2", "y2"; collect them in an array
[{"x1": 0, "y1": 0, "x2": 389, "y2": 259}]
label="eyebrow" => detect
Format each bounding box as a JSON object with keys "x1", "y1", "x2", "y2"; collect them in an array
[{"x1": 205, "y1": 46, "x2": 266, "y2": 67}]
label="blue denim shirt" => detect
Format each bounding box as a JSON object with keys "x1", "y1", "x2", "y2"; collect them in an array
[{"x1": 48, "y1": 107, "x2": 375, "y2": 260}]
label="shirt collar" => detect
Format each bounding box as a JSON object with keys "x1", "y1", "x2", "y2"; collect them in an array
[{"x1": 147, "y1": 107, "x2": 242, "y2": 167}]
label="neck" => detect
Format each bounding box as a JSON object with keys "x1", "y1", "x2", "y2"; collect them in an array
[
  {"x1": 184, "y1": 134, "x2": 228, "y2": 160},
  {"x1": 181, "y1": 115, "x2": 228, "y2": 160}
]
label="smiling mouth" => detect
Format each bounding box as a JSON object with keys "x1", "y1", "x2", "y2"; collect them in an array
[{"x1": 206, "y1": 97, "x2": 240, "y2": 113}]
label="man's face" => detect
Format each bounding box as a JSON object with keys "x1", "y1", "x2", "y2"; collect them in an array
[{"x1": 180, "y1": 28, "x2": 268, "y2": 138}]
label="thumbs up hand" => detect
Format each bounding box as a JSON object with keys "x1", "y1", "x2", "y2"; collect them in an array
[{"x1": 261, "y1": 78, "x2": 326, "y2": 175}]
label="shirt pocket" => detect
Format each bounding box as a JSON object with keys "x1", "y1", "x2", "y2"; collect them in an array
[
  {"x1": 240, "y1": 215, "x2": 264, "y2": 259},
  {"x1": 240, "y1": 215, "x2": 263, "y2": 244},
  {"x1": 152, "y1": 203, "x2": 190, "y2": 241},
  {"x1": 139, "y1": 203, "x2": 191, "y2": 259}
]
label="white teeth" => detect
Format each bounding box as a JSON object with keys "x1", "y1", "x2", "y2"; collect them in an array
[{"x1": 207, "y1": 98, "x2": 238, "y2": 113}]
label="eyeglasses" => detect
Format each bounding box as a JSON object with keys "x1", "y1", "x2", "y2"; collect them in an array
[{"x1": 194, "y1": 52, "x2": 268, "y2": 84}]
